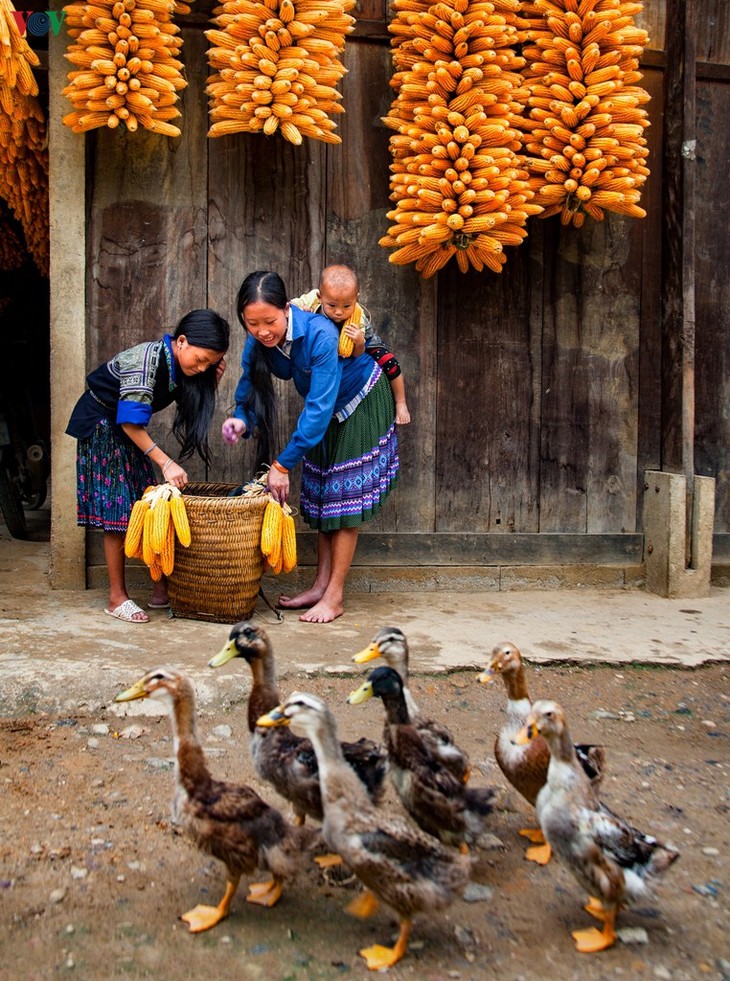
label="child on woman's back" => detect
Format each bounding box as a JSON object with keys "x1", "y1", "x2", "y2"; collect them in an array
[{"x1": 291, "y1": 264, "x2": 411, "y2": 425}]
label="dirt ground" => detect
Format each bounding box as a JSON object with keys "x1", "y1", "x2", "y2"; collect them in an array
[{"x1": 1, "y1": 659, "x2": 728, "y2": 981}]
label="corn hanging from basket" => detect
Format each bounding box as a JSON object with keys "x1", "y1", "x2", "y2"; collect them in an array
[
  {"x1": 260, "y1": 498, "x2": 297, "y2": 574},
  {"x1": 124, "y1": 483, "x2": 191, "y2": 578}
]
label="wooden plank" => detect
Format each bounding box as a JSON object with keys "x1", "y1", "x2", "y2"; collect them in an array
[
  {"x1": 660, "y1": 0, "x2": 696, "y2": 507},
  {"x1": 325, "y1": 39, "x2": 437, "y2": 533},
  {"x1": 538, "y1": 214, "x2": 641, "y2": 534},
  {"x1": 86, "y1": 26, "x2": 210, "y2": 479},
  {"x1": 435, "y1": 247, "x2": 537, "y2": 533},
  {"x1": 695, "y1": 79, "x2": 730, "y2": 532},
  {"x1": 293, "y1": 532, "x2": 644, "y2": 565},
  {"x1": 638, "y1": 0, "x2": 666, "y2": 53},
  {"x1": 206, "y1": 94, "x2": 327, "y2": 486},
  {"x1": 695, "y1": 0, "x2": 730, "y2": 65},
  {"x1": 635, "y1": 66, "x2": 665, "y2": 525}
]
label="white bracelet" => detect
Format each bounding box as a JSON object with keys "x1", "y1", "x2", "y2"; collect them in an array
[
  {"x1": 162, "y1": 458, "x2": 174, "y2": 474},
  {"x1": 143, "y1": 442, "x2": 157, "y2": 457}
]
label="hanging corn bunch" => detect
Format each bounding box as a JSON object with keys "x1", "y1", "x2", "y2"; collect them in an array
[
  {"x1": 62, "y1": 0, "x2": 190, "y2": 136},
  {"x1": 260, "y1": 498, "x2": 297, "y2": 573},
  {"x1": 0, "y1": 207, "x2": 25, "y2": 270},
  {"x1": 0, "y1": 0, "x2": 41, "y2": 108},
  {"x1": 379, "y1": 0, "x2": 543, "y2": 276},
  {"x1": 124, "y1": 483, "x2": 191, "y2": 578},
  {"x1": 0, "y1": 1, "x2": 48, "y2": 276},
  {"x1": 206, "y1": 0, "x2": 355, "y2": 145},
  {"x1": 0, "y1": 90, "x2": 49, "y2": 276},
  {"x1": 520, "y1": 0, "x2": 651, "y2": 226}
]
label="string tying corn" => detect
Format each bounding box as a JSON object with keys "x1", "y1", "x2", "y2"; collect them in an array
[{"x1": 206, "y1": 0, "x2": 355, "y2": 144}]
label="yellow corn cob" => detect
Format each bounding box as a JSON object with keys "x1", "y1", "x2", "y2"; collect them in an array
[
  {"x1": 260, "y1": 499, "x2": 283, "y2": 556},
  {"x1": 281, "y1": 506, "x2": 297, "y2": 572},
  {"x1": 124, "y1": 496, "x2": 150, "y2": 558},
  {"x1": 170, "y1": 489, "x2": 191, "y2": 547},
  {"x1": 142, "y1": 506, "x2": 157, "y2": 567},
  {"x1": 149, "y1": 488, "x2": 171, "y2": 553},
  {"x1": 338, "y1": 324, "x2": 354, "y2": 357},
  {"x1": 160, "y1": 517, "x2": 176, "y2": 576},
  {"x1": 148, "y1": 555, "x2": 164, "y2": 582}
]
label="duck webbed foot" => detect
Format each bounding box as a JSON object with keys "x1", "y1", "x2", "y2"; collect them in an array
[
  {"x1": 359, "y1": 919, "x2": 412, "y2": 971},
  {"x1": 572, "y1": 909, "x2": 617, "y2": 953},
  {"x1": 519, "y1": 827, "x2": 552, "y2": 864},
  {"x1": 314, "y1": 853, "x2": 343, "y2": 868},
  {"x1": 180, "y1": 876, "x2": 239, "y2": 932},
  {"x1": 246, "y1": 876, "x2": 282, "y2": 907},
  {"x1": 346, "y1": 888, "x2": 380, "y2": 918},
  {"x1": 583, "y1": 895, "x2": 611, "y2": 922}
]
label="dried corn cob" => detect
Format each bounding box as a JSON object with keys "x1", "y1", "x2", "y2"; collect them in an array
[
  {"x1": 281, "y1": 503, "x2": 297, "y2": 573},
  {"x1": 206, "y1": 0, "x2": 355, "y2": 144},
  {"x1": 159, "y1": 516, "x2": 176, "y2": 576},
  {"x1": 149, "y1": 486, "x2": 171, "y2": 553},
  {"x1": 261, "y1": 498, "x2": 283, "y2": 557},
  {"x1": 379, "y1": 0, "x2": 541, "y2": 276},
  {"x1": 519, "y1": 0, "x2": 651, "y2": 226},
  {"x1": 0, "y1": 0, "x2": 41, "y2": 109},
  {"x1": 62, "y1": 0, "x2": 190, "y2": 136},
  {"x1": 0, "y1": 39, "x2": 49, "y2": 278},
  {"x1": 124, "y1": 495, "x2": 150, "y2": 557},
  {"x1": 169, "y1": 486, "x2": 191, "y2": 547}
]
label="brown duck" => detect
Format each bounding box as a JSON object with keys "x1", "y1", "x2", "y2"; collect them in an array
[
  {"x1": 478, "y1": 641, "x2": 605, "y2": 864},
  {"x1": 114, "y1": 667, "x2": 307, "y2": 932}
]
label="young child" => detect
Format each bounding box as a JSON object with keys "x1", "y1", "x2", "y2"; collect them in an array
[
  {"x1": 66, "y1": 309, "x2": 229, "y2": 623},
  {"x1": 291, "y1": 264, "x2": 411, "y2": 425}
]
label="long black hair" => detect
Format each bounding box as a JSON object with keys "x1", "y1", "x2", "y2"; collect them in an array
[
  {"x1": 171, "y1": 308, "x2": 229, "y2": 466},
  {"x1": 235, "y1": 271, "x2": 286, "y2": 470}
]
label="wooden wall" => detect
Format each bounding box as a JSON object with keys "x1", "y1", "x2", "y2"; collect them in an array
[{"x1": 83, "y1": 0, "x2": 730, "y2": 569}]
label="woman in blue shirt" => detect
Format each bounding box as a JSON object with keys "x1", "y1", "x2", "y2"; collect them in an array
[
  {"x1": 67, "y1": 309, "x2": 229, "y2": 622},
  {"x1": 222, "y1": 270, "x2": 399, "y2": 623}
]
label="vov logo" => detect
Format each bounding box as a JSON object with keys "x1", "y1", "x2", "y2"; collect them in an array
[{"x1": 11, "y1": 2, "x2": 66, "y2": 36}]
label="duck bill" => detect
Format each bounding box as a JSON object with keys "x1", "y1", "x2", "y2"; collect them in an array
[
  {"x1": 208, "y1": 639, "x2": 237, "y2": 668},
  {"x1": 114, "y1": 678, "x2": 149, "y2": 703},
  {"x1": 256, "y1": 706, "x2": 289, "y2": 728},
  {"x1": 352, "y1": 642, "x2": 380, "y2": 665},
  {"x1": 477, "y1": 667, "x2": 496, "y2": 685},
  {"x1": 347, "y1": 680, "x2": 374, "y2": 705},
  {"x1": 512, "y1": 722, "x2": 537, "y2": 746}
]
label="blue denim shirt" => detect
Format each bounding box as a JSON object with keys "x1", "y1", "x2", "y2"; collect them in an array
[{"x1": 233, "y1": 305, "x2": 376, "y2": 470}]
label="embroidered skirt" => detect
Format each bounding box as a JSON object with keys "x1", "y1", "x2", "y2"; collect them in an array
[
  {"x1": 300, "y1": 372, "x2": 399, "y2": 531},
  {"x1": 75, "y1": 418, "x2": 156, "y2": 532}
]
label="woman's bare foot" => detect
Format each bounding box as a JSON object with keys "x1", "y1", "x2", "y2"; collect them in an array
[
  {"x1": 299, "y1": 599, "x2": 343, "y2": 623},
  {"x1": 278, "y1": 586, "x2": 325, "y2": 610}
]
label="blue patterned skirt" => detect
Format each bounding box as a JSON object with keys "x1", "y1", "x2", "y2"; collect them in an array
[
  {"x1": 300, "y1": 372, "x2": 399, "y2": 531},
  {"x1": 75, "y1": 418, "x2": 156, "y2": 532}
]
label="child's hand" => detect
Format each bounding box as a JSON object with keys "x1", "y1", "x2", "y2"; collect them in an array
[
  {"x1": 346, "y1": 324, "x2": 366, "y2": 357},
  {"x1": 222, "y1": 417, "x2": 246, "y2": 444}
]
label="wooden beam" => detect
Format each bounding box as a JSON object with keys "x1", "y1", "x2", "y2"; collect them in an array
[{"x1": 661, "y1": 0, "x2": 697, "y2": 564}]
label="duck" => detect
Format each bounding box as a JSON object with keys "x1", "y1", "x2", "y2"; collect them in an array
[
  {"x1": 114, "y1": 667, "x2": 308, "y2": 932},
  {"x1": 514, "y1": 699, "x2": 679, "y2": 953},
  {"x1": 348, "y1": 666, "x2": 495, "y2": 852},
  {"x1": 353, "y1": 626, "x2": 471, "y2": 782},
  {"x1": 257, "y1": 691, "x2": 471, "y2": 971},
  {"x1": 209, "y1": 622, "x2": 387, "y2": 826},
  {"x1": 478, "y1": 641, "x2": 606, "y2": 864}
]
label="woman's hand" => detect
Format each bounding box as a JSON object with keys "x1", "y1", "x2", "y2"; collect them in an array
[
  {"x1": 266, "y1": 465, "x2": 289, "y2": 505},
  {"x1": 162, "y1": 460, "x2": 187, "y2": 490},
  {"x1": 222, "y1": 417, "x2": 246, "y2": 444}
]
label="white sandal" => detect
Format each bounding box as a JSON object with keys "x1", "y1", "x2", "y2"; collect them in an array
[{"x1": 104, "y1": 599, "x2": 149, "y2": 623}]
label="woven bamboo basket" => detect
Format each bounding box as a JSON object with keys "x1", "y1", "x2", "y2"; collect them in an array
[{"x1": 167, "y1": 482, "x2": 268, "y2": 624}]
